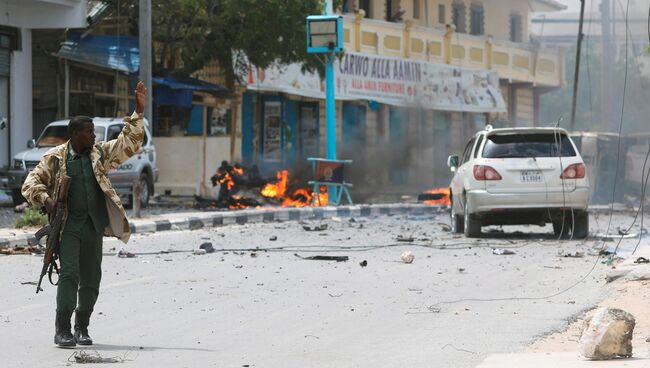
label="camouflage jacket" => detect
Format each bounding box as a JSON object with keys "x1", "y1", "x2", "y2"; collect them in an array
[{"x1": 22, "y1": 111, "x2": 145, "y2": 243}]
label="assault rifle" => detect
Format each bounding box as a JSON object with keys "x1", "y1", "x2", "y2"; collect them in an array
[{"x1": 35, "y1": 175, "x2": 71, "y2": 294}]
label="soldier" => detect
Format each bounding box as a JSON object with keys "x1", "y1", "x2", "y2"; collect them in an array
[{"x1": 22, "y1": 81, "x2": 147, "y2": 348}]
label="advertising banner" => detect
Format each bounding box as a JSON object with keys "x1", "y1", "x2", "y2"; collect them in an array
[{"x1": 243, "y1": 52, "x2": 506, "y2": 113}]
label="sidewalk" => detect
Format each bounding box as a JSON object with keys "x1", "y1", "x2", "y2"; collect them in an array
[
  {"x1": 476, "y1": 243, "x2": 650, "y2": 367},
  {"x1": 0, "y1": 203, "x2": 444, "y2": 248}
]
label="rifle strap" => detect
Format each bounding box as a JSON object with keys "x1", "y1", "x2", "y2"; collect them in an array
[{"x1": 47, "y1": 261, "x2": 59, "y2": 286}]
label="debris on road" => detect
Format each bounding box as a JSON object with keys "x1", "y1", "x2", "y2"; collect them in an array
[
  {"x1": 117, "y1": 248, "x2": 136, "y2": 258},
  {"x1": 595, "y1": 228, "x2": 647, "y2": 240},
  {"x1": 69, "y1": 350, "x2": 125, "y2": 363},
  {"x1": 193, "y1": 249, "x2": 207, "y2": 255},
  {"x1": 0, "y1": 246, "x2": 41, "y2": 255},
  {"x1": 492, "y1": 248, "x2": 515, "y2": 255},
  {"x1": 401, "y1": 251, "x2": 415, "y2": 264},
  {"x1": 559, "y1": 251, "x2": 584, "y2": 258},
  {"x1": 294, "y1": 253, "x2": 348, "y2": 262},
  {"x1": 303, "y1": 224, "x2": 328, "y2": 232},
  {"x1": 438, "y1": 223, "x2": 452, "y2": 232},
  {"x1": 199, "y1": 242, "x2": 215, "y2": 253},
  {"x1": 396, "y1": 235, "x2": 415, "y2": 242},
  {"x1": 269, "y1": 235, "x2": 278, "y2": 241},
  {"x1": 359, "y1": 260, "x2": 367, "y2": 267},
  {"x1": 579, "y1": 307, "x2": 635, "y2": 360},
  {"x1": 633, "y1": 257, "x2": 649, "y2": 264}
]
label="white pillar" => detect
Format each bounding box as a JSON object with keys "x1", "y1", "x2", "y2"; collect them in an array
[{"x1": 10, "y1": 28, "x2": 32, "y2": 158}]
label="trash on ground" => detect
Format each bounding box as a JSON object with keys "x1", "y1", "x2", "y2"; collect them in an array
[
  {"x1": 560, "y1": 251, "x2": 584, "y2": 258},
  {"x1": 401, "y1": 251, "x2": 415, "y2": 264},
  {"x1": 294, "y1": 253, "x2": 348, "y2": 262},
  {"x1": 396, "y1": 235, "x2": 415, "y2": 242},
  {"x1": 199, "y1": 242, "x2": 215, "y2": 253},
  {"x1": 595, "y1": 228, "x2": 647, "y2": 240},
  {"x1": 359, "y1": 260, "x2": 367, "y2": 267},
  {"x1": 492, "y1": 248, "x2": 515, "y2": 255},
  {"x1": 633, "y1": 257, "x2": 649, "y2": 264},
  {"x1": 117, "y1": 248, "x2": 136, "y2": 258},
  {"x1": 269, "y1": 235, "x2": 277, "y2": 241},
  {"x1": 193, "y1": 249, "x2": 207, "y2": 255},
  {"x1": 303, "y1": 224, "x2": 328, "y2": 232},
  {"x1": 69, "y1": 350, "x2": 125, "y2": 363}
]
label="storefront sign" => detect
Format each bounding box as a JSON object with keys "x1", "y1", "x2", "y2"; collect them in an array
[{"x1": 243, "y1": 52, "x2": 506, "y2": 113}]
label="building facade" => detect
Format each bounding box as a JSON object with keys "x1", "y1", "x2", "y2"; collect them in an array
[
  {"x1": 0, "y1": 0, "x2": 86, "y2": 172},
  {"x1": 239, "y1": 0, "x2": 567, "y2": 198}
]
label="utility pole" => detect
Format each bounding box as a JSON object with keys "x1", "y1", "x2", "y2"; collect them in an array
[
  {"x1": 324, "y1": 1, "x2": 338, "y2": 201},
  {"x1": 600, "y1": 0, "x2": 614, "y2": 132},
  {"x1": 570, "y1": 0, "x2": 586, "y2": 131},
  {"x1": 139, "y1": 0, "x2": 153, "y2": 121}
]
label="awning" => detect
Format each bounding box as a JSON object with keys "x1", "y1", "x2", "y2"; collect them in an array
[
  {"x1": 153, "y1": 76, "x2": 229, "y2": 108},
  {"x1": 153, "y1": 76, "x2": 229, "y2": 93},
  {"x1": 57, "y1": 31, "x2": 139, "y2": 74}
]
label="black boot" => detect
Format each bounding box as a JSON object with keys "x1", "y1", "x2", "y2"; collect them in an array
[
  {"x1": 54, "y1": 310, "x2": 75, "y2": 348},
  {"x1": 73, "y1": 310, "x2": 93, "y2": 345}
]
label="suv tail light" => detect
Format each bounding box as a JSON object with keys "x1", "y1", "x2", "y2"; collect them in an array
[
  {"x1": 473, "y1": 165, "x2": 502, "y2": 181},
  {"x1": 561, "y1": 163, "x2": 586, "y2": 179}
]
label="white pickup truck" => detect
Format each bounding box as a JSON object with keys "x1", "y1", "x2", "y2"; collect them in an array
[{"x1": 1, "y1": 117, "x2": 158, "y2": 207}]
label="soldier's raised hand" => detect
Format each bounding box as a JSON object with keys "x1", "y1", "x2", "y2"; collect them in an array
[{"x1": 135, "y1": 81, "x2": 147, "y2": 114}]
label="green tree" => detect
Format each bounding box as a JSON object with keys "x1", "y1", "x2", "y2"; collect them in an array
[{"x1": 147, "y1": 0, "x2": 342, "y2": 88}]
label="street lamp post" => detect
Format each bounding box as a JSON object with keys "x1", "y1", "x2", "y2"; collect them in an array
[{"x1": 306, "y1": 3, "x2": 343, "y2": 201}]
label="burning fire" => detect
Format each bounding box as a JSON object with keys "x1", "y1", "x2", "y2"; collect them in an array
[
  {"x1": 261, "y1": 170, "x2": 328, "y2": 207},
  {"x1": 261, "y1": 170, "x2": 288, "y2": 198},
  {"x1": 421, "y1": 187, "x2": 451, "y2": 206},
  {"x1": 217, "y1": 172, "x2": 236, "y2": 190}
]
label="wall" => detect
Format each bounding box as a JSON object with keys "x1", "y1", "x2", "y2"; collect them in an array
[
  {"x1": 515, "y1": 86, "x2": 535, "y2": 126},
  {"x1": 155, "y1": 136, "x2": 233, "y2": 196},
  {"x1": 0, "y1": 1, "x2": 86, "y2": 29},
  {"x1": 10, "y1": 28, "x2": 32, "y2": 159}
]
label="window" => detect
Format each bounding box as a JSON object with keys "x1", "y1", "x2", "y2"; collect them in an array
[
  {"x1": 107, "y1": 124, "x2": 149, "y2": 145},
  {"x1": 470, "y1": 4, "x2": 484, "y2": 35},
  {"x1": 482, "y1": 133, "x2": 577, "y2": 158},
  {"x1": 413, "y1": 0, "x2": 420, "y2": 19},
  {"x1": 510, "y1": 13, "x2": 523, "y2": 42},
  {"x1": 438, "y1": 4, "x2": 446, "y2": 24},
  {"x1": 462, "y1": 137, "x2": 476, "y2": 164},
  {"x1": 359, "y1": 0, "x2": 371, "y2": 17},
  {"x1": 452, "y1": 2, "x2": 466, "y2": 33},
  {"x1": 473, "y1": 134, "x2": 484, "y2": 158}
]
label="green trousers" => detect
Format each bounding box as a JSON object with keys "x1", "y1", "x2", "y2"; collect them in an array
[{"x1": 56, "y1": 217, "x2": 103, "y2": 313}]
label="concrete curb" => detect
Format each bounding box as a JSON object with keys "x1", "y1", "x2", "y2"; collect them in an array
[{"x1": 0, "y1": 204, "x2": 446, "y2": 249}]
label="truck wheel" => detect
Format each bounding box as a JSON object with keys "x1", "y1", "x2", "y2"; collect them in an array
[
  {"x1": 127, "y1": 173, "x2": 152, "y2": 209},
  {"x1": 11, "y1": 188, "x2": 26, "y2": 206},
  {"x1": 463, "y1": 199, "x2": 481, "y2": 238}
]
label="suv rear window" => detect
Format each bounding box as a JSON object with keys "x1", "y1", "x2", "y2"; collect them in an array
[{"x1": 482, "y1": 133, "x2": 577, "y2": 158}]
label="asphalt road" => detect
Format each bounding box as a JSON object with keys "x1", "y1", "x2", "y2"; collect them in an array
[{"x1": 1, "y1": 211, "x2": 637, "y2": 368}]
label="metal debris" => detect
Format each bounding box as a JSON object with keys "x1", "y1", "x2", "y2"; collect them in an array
[
  {"x1": 69, "y1": 350, "x2": 125, "y2": 364},
  {"x1": 293, "y1": 253, "x2": 348, "y2": 262},
  {"x1": 302, "y1": 224, "x2": 328, "y2": 232}
]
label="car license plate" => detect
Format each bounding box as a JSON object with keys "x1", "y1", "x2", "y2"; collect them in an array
[{"x1": 521, "y1": 170, "x2": 543, "y2": 183}]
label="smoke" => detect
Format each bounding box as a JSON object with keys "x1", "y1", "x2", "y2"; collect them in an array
[{"x1": 538, "y1": 0, "x2": 650, "y2": 204}]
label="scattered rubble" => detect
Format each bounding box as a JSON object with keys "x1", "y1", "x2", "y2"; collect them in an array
[
  {"x1": 359, "y1": 260, "x2": 367, "y2": 267},
  {"x1": 492, "y1": 248, "x2": 515, "y2": 255},
  {"x1": 401, "y1": 251, "x2": 414, "y2": 264},
  {"x1": 559, "y1": 251, "x2": 584, "y2": 258},
  {"x1": 303, "y1": 224, "x2": 328, "y2": 232},
  {"x1": 117, "y1": 248, "x2": 136, "y2": 258},
  {"x1": 199, "y1": 242, "x2": 215, "y2": 253},
  {"x1": 579, "y1": 307, "x2": 635, "y2": 360},
  {"x1": 396, "y1": 235, "x2": 415, "y2": 242}
]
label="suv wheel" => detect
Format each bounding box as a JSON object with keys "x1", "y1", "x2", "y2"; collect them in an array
[
  {"x1": 572, "y1": 211, "x2": 589, "y2": 239},
  {"x1": 127, "y1": 173, "x2": 151, "y2": 209},
  {"x1": 450, "y1": 198, "x2": 464, "y2": 233},
  {"x1": 463, "y1": 199, "x2": 481, "y2": 238},
  {"x1": 11, "y1": 188, "x2": 26, "y2": 206}
]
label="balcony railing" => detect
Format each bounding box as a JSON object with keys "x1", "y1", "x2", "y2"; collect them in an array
[{"x1": 342, "y1": 13, "x2": 564, "y2": 88}]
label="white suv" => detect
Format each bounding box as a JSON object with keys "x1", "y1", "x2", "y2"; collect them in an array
[{"x1": 447, "y1": 126, "x2": 590, "y2": 238}]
